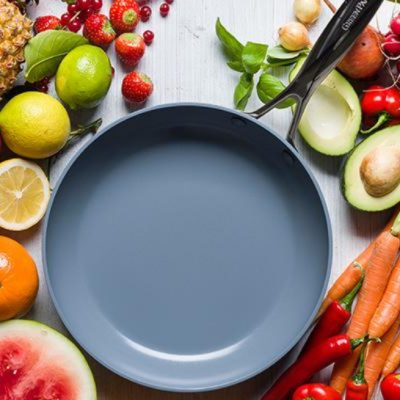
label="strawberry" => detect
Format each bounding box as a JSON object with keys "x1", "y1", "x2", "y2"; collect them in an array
[
  {"x1": 83, "y1": 14, "x2": 116, "y2": 49},
  {"x1": 115, "y1": 33, "x2": 145, "y2": 66},
  {"x1": 110, "y1": 0, "x2": 140, "y2": 33},
  {"x1": 34, "y1": 16, "x2": 62, "y2": 33},
  {"x1": 122, "y1": 72, "x2": 153, "y2": 103}
]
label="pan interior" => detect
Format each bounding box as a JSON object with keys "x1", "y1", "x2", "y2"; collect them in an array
[{"x1": 45, "y1": 106, "x2": 330, "y2": 391}]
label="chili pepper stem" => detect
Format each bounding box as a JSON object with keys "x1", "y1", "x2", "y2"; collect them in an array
[
  {"x1": 361, "y1": 112, "x2": 391, "y2": 134},
  {"x1": 352, "y1": 342, "x2": 368, "y2": 385},
  {"x1": 350, "y1": 334, "x2": 369, "y2": 350},
  {"x1": 391, "y1": 212, "x2": 400, "y2": 237},
  {"x1": 340, "y1": 263, "x2": 365, "y2": 313}
]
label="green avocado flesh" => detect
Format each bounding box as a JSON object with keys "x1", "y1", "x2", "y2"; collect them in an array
[
  {"x1": 343, "y1": 126, "x2": 400, "y2": 212},
  {"x1": 0, "y1": 320, "x2": 97, "y2": 399},
  {"x1": 289, "y1": 58, "x2": 361, "y2": 156}
]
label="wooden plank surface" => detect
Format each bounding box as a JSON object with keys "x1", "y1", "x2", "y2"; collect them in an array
[{"x1": 4, "y1": 0, "x2": 397, "y2": 398}]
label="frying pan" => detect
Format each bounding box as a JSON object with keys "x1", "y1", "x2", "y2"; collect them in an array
[{"x1": 43, "y1": 0, "x2": 383, "y2": 393}]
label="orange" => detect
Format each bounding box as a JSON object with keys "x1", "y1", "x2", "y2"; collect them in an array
[{"x1": 0, "y1": 236, "x2": 39, "y2": 321}]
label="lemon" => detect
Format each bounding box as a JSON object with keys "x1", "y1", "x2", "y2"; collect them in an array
[
  {"x1": 0, "y1": 159, "x2": 50, "y2": 231},
  {"x1": 56, "y1": 45, "x2": 112, "y2": 110},
  {"x1": 0, "y1": 92, "x2": 71, "y2": 159}
]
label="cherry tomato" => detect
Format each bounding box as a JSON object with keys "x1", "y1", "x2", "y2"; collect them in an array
[
  {"x1": 385, "y1": 87, "x2": 400, "y2": 118},
  {"x1": 361, "y1": 85, "x2": 388, "y2": 116},
  {"x1": 381, "y1": 374, "x2": 400, "y2": 400}
]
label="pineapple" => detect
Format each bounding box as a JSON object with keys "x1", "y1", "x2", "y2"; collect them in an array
[{"x1": 0, "y1": 0, "x2": 33, "y2": 98}]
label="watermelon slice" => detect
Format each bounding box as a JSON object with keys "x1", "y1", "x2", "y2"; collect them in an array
[{"x1": 0, "y1": 320, "x2": 96, "y2": 399}]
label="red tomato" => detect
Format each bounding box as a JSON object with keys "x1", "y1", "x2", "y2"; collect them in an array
[
  {"x1": 381, "y1": 373, "x2": 400, "y2": 400},
  {"x1": 361, "y1": 85, "x2": 388, "y2": 116}
]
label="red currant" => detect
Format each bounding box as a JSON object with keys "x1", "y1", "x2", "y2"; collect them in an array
[
  {"x1": 68, "y1": 19, "x2": 82, "y2": 32},
  {"x1": 160, "y1": 3, "x2": 169, "y2": 17},
  {"x1": 140, "y1": 6, "x2": 151, "y2": 22},
  {"x1": 166, "y1": 0, "x2": 174, "y2": 4},
  {"x1": 77, "y1": 0, "x2": 91, "y2": 10},
  {"x1": 79, "y1": 8, "x2": 95, "y2": 22},
  {"x1": 68, "y1": 3, "x2": 80, "y2": 14},
  {"x1": 90, "y1": 0, "x2": 103, "y2": 10},
  {"x1": 61, "y1": 12, "x2": 73, "y2": 26},
  {"x1": 143, "y1": 30, "x2": 154, "y2": 45},
  {"x1": 383, "y1": 34, "x2": 400, "y2": 57},
  {"x1": 36, "y1": 83, "x2": 48, "y2": 93}
]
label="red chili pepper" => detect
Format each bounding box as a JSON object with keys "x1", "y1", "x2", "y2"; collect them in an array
[
  {"x1": 381, "y1": 373, "x2": 400, "y2": 400},
  {"x1": 300, "y1": 264, "x2": 364, "y2": 356},
  {"x1": 293, "y1": 384, "x2": 341, "y2": 400},
  {"x1": 261, "y1": 334, "x2": 367, "y2": 400},
  {"x1": 345, "y1": 338, "x2": 380, "y2": 400},
  {"x1": 361, "y1": 85, "x2": 400, "y2": 133}
]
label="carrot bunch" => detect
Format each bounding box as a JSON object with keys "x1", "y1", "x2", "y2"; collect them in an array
[{"x1": 322, "y1": 207, "x2": 400, "y2": 399}]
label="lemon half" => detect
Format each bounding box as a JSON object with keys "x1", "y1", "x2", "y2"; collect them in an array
[{"x1": 0, "y1": 159, "x2": 50, "y2": 231}]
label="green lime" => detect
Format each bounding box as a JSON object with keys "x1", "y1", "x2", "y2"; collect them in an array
[
  {"x1": 0, "y1": 92, "x2": 70, "y2": 159},
  {"x1": 56, "y1": 45, "x2": 112, "y2": 110}
]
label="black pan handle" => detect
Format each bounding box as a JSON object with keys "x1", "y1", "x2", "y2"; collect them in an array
[{"x1": 249, "y1": 0, "x2": 384, "y2": 146}]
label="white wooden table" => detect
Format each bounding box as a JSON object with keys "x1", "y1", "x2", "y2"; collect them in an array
[{"x1": 5, "y1": 0, "x2": 397, "y2": 398}]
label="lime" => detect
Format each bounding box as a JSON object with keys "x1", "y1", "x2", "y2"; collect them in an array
[
  {"x1": 56, "y1": 45, "x2": 112, "y2": 110},
  {"x1": 0, "y1": 92, "x2": 70, "y2": 159}
]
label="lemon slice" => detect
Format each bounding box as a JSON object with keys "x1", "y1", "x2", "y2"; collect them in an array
[{"x1": 0, "y1": 159, "x2": 50, "y2": 231}]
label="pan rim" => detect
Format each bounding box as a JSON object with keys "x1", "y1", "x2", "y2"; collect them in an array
[{"x1": 42, "y1": 102, "x2": 333, "y2": 393}]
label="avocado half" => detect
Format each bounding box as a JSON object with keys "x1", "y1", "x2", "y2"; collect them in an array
[
  {"x1": 289, "y1": 58, "x2": 362, "y2": 156},
  {"x1": 343, "y1": 126, "x2": 400, "y2": 212}
]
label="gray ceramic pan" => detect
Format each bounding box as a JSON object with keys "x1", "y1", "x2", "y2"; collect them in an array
[{"x1": 43, "y1": 0, "x2": 383, "y2": 393}]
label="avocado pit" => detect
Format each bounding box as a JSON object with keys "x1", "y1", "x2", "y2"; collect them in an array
[{"x1": 360, "y1": 147, "x2": 400, "y2": 198}]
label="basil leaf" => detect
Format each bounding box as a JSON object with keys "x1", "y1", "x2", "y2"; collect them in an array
[
  {"x1": 234, "y1": 73, "x2": 254, "y2": 111},
  {"x1": 264, "y1": 57, "x2": 302, "y2": 69},
  {"x1": 242, "y1": 42, "x2": 268, "y2": 74},
  {"x1": 267, "y1": 45, "x2": 307, "y2": 61},
  {"x1": 25, "y1": 31, "x2": 88, "y2": 83},
  {"x1": 216, "y1": 18, "x2": 244, "y2": 62},
  {"x1": 257, "y1": 73, "x2": 295, "y2": 109},
  {"x1": 227, "y1": 60, "x2": 245, "y2": 72}
]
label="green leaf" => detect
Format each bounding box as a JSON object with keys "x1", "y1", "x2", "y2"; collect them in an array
[
  {"x1": 257, "y1": 73, "x2": 295, "y2": 109},
  {"x1": 242, "y1": 42, "x2": 268, "y2": 74},
  {"x1": 215, "y1": 18, "x2": 244, "y2": 62},
  {"x1": 267, "y1": 45, "x2": 307, "y2": 61},
  {"x1": 25, "y1": 31, "x2": 88, "y2": 83},
  {"x1": 227, "y1": 60, "x2": 245, "y2": 72},
  {"x1": 234, "y1": 73, "x2": 254, "y2": 111},
  {"x1": 263, "y1": 58, "x2": 302, "y2": 70}
]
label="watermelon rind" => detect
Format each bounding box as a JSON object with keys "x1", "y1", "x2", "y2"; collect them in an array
[{"x1": 0, "y1": 319, "x2": 97, "y2": 399}]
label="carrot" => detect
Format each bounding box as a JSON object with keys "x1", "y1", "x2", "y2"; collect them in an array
[
  {"x1": 383, "y1": 329, "x2": 400, "y2": 377},
  {"x1": 316, "y1": 250, "x2": 373, "y2": 320},
  {"x1": 369, "y1": 256, "x2": 400, "y2": 338},
  {"x1": 329, "y1": 215, "x2": 400, "y2": 394},
  {"x1": 364, "y1": 314, "x2": 400, "y2": 399},
  {"x1": 317, "y1": 207, "x2": 400, "y2": 319}
]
